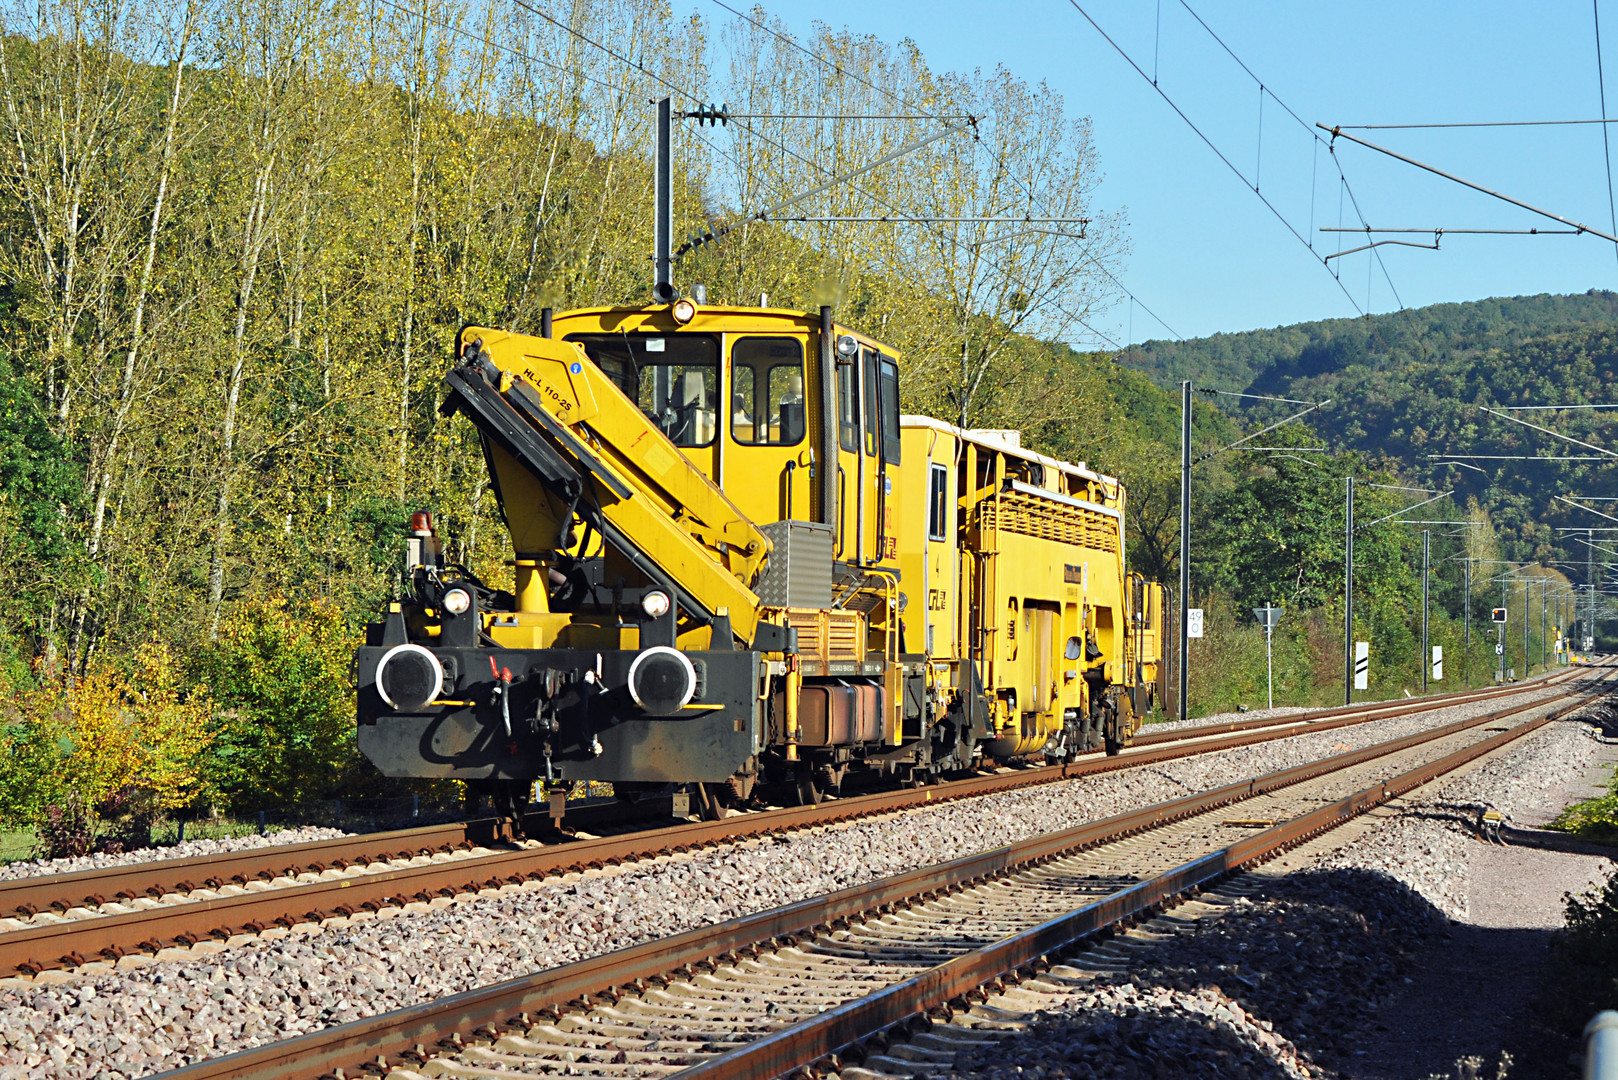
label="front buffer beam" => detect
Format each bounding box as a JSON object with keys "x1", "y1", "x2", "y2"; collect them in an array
[{"x1": 356, "y1": 646, "x2": 764, "y2": 784}]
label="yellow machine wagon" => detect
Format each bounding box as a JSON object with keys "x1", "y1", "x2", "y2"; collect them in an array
[{"x1": 355, "y1": 300, "x2": 1162, "y2": 819}]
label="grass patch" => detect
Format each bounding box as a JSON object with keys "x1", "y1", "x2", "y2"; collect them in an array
[
  {"x1": 0, "y1": 828, "x2": 34, "y2": 864},
  {"x1": 1548, "y1": 763, "x2": 1618, "y2": 844},
  {"x1": 1549, "y1": 793, "x2": 1618, "y2": 844}
]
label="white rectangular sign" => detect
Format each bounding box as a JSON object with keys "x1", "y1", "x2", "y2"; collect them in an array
[
  {"x1": 1431, "y1": 645, "x2": 1443, "y2": 682},
  {"x1": 1187, "y1": 608, "x2": 1204, "y2": 639},
  {"x1": 1354, "y1": 640, "x2": 1369, "y2": 690}
]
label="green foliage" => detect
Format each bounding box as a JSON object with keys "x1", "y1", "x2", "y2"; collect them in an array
[
  {"x1": 1126, "y1": 291, "x2": 1618, "y2": 610},
  {"x1": 0, "y1": 352, "x2": 87, "y2": 677},
  {"x1": 192, "y1": 597, "x2": 359, "y2": 809},
  {"x1": 0, "y1": 646, "x2": 216, "y2": 828},
  {"x1": 1124, "y1": 291, "x2": 1618, "y2": 393},
  {"x1": 1543, "y1": 865, "x2": 1618, "y2": 1033},
  {"x1": 1550, "y1": 789, "x2": 1618, "y2": 844}
]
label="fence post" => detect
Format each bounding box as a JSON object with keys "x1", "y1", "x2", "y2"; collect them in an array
[
  {"x1": 334, "y1": 798, "x2": 341, "y2": 826},
  {"x1": 177, "y1": 818, "x2": 184, "y2": 845},
  {"x1": 257, "y1": 810, "x2": 266, "y2": 836}
]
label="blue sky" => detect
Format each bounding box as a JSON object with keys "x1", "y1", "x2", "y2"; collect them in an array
[{"x1": 766, "y1": 0, "x2": 1618, "y2": 344}]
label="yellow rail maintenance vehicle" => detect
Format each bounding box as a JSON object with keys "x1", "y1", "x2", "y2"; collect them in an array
[{"x1": 355, "y1": 298, "x2": 1163, "y2": 820}]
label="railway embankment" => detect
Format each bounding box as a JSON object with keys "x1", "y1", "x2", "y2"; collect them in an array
[
  {"x1": 938, "y1": 703, "x2": 1618, "y2": 1080},
  {"x1": 0, "y1": 683, "x2": 1583, "y2": 1079}
]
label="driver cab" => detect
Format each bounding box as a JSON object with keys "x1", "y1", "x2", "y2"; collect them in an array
[{"x1": 547, "y1": 304, "x2": 898, "y2": 571}]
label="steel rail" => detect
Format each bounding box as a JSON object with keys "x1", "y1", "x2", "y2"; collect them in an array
[
  {"x1": 1128, "y1": 662, "x2": 1573, "y2": 746},
  {"x1": 3, "y1": 662, "x2": 1572, "y2": 923},
  {"x1": 0, "y1": 669, "x2": 1588, "y2": 978},
  {"x1": 0, "y1": 662, "x2": 1572, "y2": 925},
  {"x1": 676, "y1": 685, "x2": 1612, "y2": 1080},
  {"x1": 147, "y1": 676, "x2": 1610, "y2": 1080}
]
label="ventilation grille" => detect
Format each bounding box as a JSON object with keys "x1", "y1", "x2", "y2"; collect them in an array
[
  {"x1": 976, "y1": 492, "x2": 1120, "y2": 553},
  {"x1": 783, "y1": 608, "x2": 866, "y2": 664}
]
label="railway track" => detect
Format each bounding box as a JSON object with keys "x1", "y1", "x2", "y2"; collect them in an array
[
  {"x1": 149, "y1": 667, "x2": 1614, "y2": 1080},
  {"x1": 0, "y1": 668, "x2": 1585, "y2": 983}
]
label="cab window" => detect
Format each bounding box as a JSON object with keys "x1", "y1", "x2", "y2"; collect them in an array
[
  {"x1": 862, "y1": 348, "x2": 879, "y2": 457},
  {"x1": 730, "y1": 337, "x2": 806, "y2": 446},
  {"x1": 837, "y1": 356, "x2": 858, "y2": 453},
  {"x1": 879, "y1": 358, "x2": 901, "y2": 465},
  {"x1": 927, "y1": 464, "x2": 949, "y2": 541},
  {"x1": 565, "y1": 333, "x2": 718, "y2": 447}
]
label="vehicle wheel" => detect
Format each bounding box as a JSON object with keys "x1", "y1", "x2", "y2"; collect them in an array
[
  {"x1": 696, "y1": 782, "x2": 732, "y2": 821},
  {"x1": 1103, "y1": 712, "x2": 1124, "y2": 756},
  {"x1": 492, "y1": 779, "x2": 528, "y2": 839},
  {"x1": 815, "y1": 764, "x2": 844, "y2": 797}
]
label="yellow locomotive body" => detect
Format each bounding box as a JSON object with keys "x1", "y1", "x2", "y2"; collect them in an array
[
  {"x1": 355, "y1": 302, "x2": 1161, "y2": 814},
  {"x1": 900, "y1": 420, "x2": 1158, "y2": 761}
]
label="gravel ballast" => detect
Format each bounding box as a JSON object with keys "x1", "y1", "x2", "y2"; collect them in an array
[
  {"x1": 1313, "y1": 713, "x2": 1609, "y2": 920},
  {"x1": 0, "y1": 827, "x2": 351, "y2": 884},
  {"x1": 937, "y1": 691, "x2": 1617, "y2": 1080},
  {"x1": 941, "y1": 868, "x2": 1445, "y2": 1080},
  {"x1": 0, "y1": 685, "x2": 1575, "y2": 1079}
]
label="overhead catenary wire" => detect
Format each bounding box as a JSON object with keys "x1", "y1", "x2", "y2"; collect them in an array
[
  {"x1": 1505, "y1": 402, "x2": 1618, "y2": 409},
  {"x1": 1320, "y1": 126, "x2": 1618, "y2": 245},
  {"x1": 1357, "y1": 490, "x2": 1454, "y2": 530},
  {"x1": 1479, "y1": 404, "x2": 1618, "y2": 457},
  {"x1": 1597, "y1": 0, "x2": 1618, "y2": 271},
  {"x1": 507, "y1": 0, "x2": 1128, "y2": 349},
  {"x1": 1067, "y1": 1, "x2": 1380, "y2": 316},
  {"x1": 1336, "y1": 118, "x2": 1618, "y2": 129},
  {"x1": 1174, "y1": 0, "x2": 1402, "y2": 307},
  {"x1": 1432, "y1": 454, "x2": 1608, "y2": 461},
  {"x1": 705, "y1": 0, "x2": 1177, "y2": 344},
  {"x1": 769, "y1": 215, "x2": 1091, "y2": 224},
  {"x1": 1198, "y1": 388, "x2": 1321, "y2": 406},
  {"x1": 1196, "y1": 400, "x2": 1331, "y2": 462},
  {"x1": 507, "y1": 0, "x2": 962, "y2": 234},
  {"x1": 374, "y1": 0, "x2": 625, "y2": 93},
  {"x1": 1559, "y1": 494, "x2": 1618, "y2": 524},
  {"x1": 1319, "y1": 227, "x2": 1581, "y2": 236},
  {"x1": 693, "y1": 112, "x2": 975, "y2": 121}
]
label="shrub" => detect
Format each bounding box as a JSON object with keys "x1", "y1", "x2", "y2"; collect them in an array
[
  {"x1": 35, "y1": 799, "x2": 92, "y2": 859},
  {"x1": 0, "y1": 644, "x2": 215, "y2": 828},
  {"x1": 1550, "y1": 791, "x2": 1618, "y2": 844},
  {"x1": 1543, "y1": 869, "x2": 1618, "y2": 1031},
  {"x1": 193, "y1": 596, "x2": 358, "y2": 808}
]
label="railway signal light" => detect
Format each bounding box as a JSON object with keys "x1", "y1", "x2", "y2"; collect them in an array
[{"x1": 1492, "y1": 607, "x2": 1508, "y2": 623}]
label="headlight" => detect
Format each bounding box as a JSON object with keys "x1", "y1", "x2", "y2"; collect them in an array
[
  {"x1": 835, "y1": 334, "x2": 859, "y2": 358},
  {"x1": 641, "y1": 589, "x2": 672, "y2": 618},
  {"x1": 442, "y1": 587, "x2": 471, "y2": 616},
  {"x1": 374, "y1": 644, "x2": 444, "y2": 712},
  {"x1": 627, "y1": 646, "x2": 697, "y2": 715},
  {"x1": 672, "y1": 298, "x2": 697, "y2": 324}
]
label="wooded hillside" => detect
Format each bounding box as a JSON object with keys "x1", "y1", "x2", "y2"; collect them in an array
[
  {"x1": 0, "y1": 0, "x2": 1560, "y2": 841},
  {"x1": 0, "y1": 0, "x2": 1164, "y2": 827},
  {"x1": 1124, "y1": 291, "x2": 1618, "y2": 574}
]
